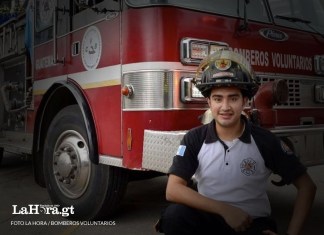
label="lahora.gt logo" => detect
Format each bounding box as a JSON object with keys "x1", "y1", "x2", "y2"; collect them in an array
[{"x1": 12, "y1": 204, "x2": 74, "y2": 217}]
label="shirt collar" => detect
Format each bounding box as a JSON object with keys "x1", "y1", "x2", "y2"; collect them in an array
[{"x1": 205, "y1": 115, "x2": 252, "y2": 144}]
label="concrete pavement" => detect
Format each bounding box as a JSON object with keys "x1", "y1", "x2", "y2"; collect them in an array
[{"x1": 0, "y1": 153, "x2": 323, "y2": 235}]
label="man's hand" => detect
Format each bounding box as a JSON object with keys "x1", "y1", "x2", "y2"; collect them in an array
[{"x1": 220, "y1": 204, "x2": 253, "y2": 232}]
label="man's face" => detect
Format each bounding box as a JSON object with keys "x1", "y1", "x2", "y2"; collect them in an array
[{"x1": 207, "y1": 86, "x2": 247, "y2": 129}]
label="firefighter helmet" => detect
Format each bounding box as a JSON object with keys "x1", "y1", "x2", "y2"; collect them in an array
[{"x1": 195, "y1": 49, "x2": 259, "y2": 98}]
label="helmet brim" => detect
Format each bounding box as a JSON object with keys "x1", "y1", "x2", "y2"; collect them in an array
[{"x1": 196, "y1": 82, "x2": 259, "y2": 99}]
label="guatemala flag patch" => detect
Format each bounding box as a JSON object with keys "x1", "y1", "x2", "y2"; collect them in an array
[{"x1": 176, "y1": 145, "x2": 186, "y2": 157}]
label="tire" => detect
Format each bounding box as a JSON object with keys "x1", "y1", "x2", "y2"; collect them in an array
[{"x1": 43, "y1": 105, "x2": 129, "y2": 220}]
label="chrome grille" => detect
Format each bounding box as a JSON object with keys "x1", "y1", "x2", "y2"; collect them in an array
[
  {"x1": 122, "y1": 71, "x2": 173, "y2": 110},
  {"x1": 258, "y1": 75, "x2": 324, "y2": 108},
  {"x1": 286, "y1": 79, "x2": 301, "y2": 106}
]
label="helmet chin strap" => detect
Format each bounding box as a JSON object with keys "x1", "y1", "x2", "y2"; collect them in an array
[{"x1": 201, "y1": 109, "x2": 213, "y2": 125}]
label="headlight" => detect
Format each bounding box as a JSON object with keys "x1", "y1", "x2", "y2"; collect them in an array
[
  {"x1": 180, "y1": 77, "x2": 205, "y2": 103},
  {"x1": 181, "y1": 38, "x2": 228, "y2": 65}
]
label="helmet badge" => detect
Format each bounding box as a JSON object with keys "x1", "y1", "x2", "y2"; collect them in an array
[{"x1": 215, "y1": 59, "x2": 231, "y2": 71}]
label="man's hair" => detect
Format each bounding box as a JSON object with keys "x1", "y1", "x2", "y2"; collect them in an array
[{"x1": 205, "y1": 86, "x2": 249, "y2": 99}]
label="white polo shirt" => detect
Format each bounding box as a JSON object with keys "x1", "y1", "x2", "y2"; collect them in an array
[
  {"x1": 169, "y1": 116, "x2": 306, "y2": 218},
  {"x1": 195, "y1": 137, "x2": 271, "y2": 218}
]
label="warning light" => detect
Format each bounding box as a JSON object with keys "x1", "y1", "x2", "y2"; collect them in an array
[{"x1": 121, "y1": 85, "x2": 134, "y2": 98}]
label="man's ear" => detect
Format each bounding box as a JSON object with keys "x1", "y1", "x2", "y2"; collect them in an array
[{"x1": 207, "y1": 97, "x2": 211, "y2": 107}]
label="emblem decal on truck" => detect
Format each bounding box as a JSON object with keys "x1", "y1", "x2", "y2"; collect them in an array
[
  {"x1": 81, "y1": 26, "x2": 102, "y2": 70},
  {"x1": 259, "y1": 28, "x2": 289, "y2": 41}
]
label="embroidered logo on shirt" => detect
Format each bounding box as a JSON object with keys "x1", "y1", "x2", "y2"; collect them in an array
[
  {"x1": 176, "y1": 145, "x2": 186, "y2": 157},
  {"x1": 240, "y1": 158, "x2": 256, "y2": 176}
]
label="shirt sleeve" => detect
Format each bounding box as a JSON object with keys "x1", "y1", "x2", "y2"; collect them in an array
[
  {"x1": 168, "y1": 126, "x2": 205, "y2": 182},
  {"x1": 252, "y1": 125, "x2": 306, "y2": 185}
]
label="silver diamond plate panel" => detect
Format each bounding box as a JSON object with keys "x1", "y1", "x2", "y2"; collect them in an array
[
  {"x1": 99, "y1": 155, "x2": 123, "y2": 167},
  {"x1": 142, "y1": 130, "x2": 187, "y2": 173}
]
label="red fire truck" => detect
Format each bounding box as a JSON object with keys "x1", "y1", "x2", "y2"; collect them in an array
[{"x1": 0, "y1": 0, "x2": 323, "y2": 220}]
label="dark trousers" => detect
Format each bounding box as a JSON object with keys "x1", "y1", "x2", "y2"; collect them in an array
[{"x1": 156, "y1": 204, "x2": 277, "y2": 235}]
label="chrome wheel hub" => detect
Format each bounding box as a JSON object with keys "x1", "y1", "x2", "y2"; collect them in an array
[{"x1": 53, "y1": 130, "x2": 91, "y2": 199}]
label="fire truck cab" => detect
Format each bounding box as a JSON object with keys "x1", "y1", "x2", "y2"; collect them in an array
[{"x1": 0, "y1": 0, "x2": 324, "y2": 220}]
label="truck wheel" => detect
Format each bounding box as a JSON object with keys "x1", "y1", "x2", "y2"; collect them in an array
[{"x1": 43, "y1": 105, "x2": 129, "y2": 220}]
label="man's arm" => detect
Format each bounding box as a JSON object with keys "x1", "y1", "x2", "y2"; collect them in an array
[
  {"x1": 286, "y1": 172, "x2": 317, "y2": 235},
  {"x1": 166, "y1": 174, "x2": 252, "y2": 232}
]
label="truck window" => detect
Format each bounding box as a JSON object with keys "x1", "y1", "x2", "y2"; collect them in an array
[
  {"x1": 35, "y1": 0, "x2": 54, "y2": 45},
  {"x1": 269, "y1": 0, "x2": 324, "y2": 34},
  {"x1": 54, "y1": 0, "x2": 106, "y2": 36},
  {"x1": 72, "y1": 0, "x2": 111, "y2": 30}
]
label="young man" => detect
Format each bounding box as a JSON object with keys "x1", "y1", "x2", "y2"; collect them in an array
[{"x1": 156, "y1": 50, "x2": 316, "y2": 235}]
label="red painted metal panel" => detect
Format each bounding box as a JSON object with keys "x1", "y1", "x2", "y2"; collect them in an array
[
  {"x1": 32, "y1": 16, "x2": 122, "y2": 157},
  {"x1": 122, "y1": 7, "x2": 324, "y2": 75},
  {"x1": 34, "y1": 20, "x2": 121, "y2": 79},
  {"x1": 84, "y1": 86, "x2": 122, "y2": 157},
  {"x1": 122, "y1": 110, "x2": 203, "y2": 169},
  {"x1": 27, "y1": 6, "x2": 324, "y2": 170}
]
